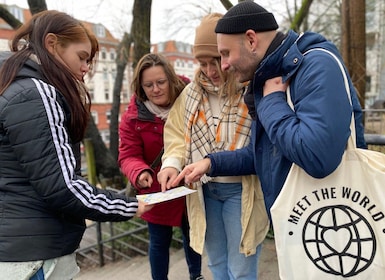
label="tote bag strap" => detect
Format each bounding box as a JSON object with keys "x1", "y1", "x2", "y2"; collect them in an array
[{"x1": 286, "y1": 48, "x2": 356, "y2": 149}]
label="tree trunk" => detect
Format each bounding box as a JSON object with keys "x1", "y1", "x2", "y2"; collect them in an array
[
  {"x1": 109, "y1": 32, "x2": 132, "y2": 161},
  {"x1": 131, "y1": 0, "x2": 152, "y2": 69},
  {"x1": 27, "y1": 0, "x2": 47, "y2": 14},
  {"x1": 0, "y1": 5, "x2": 22, "y2": 28},
  {"x1": 85, "y1": 117, "x2": 122, "y2": 181},
  {"x1": 219, "y1": 0, "x2": 234, "y2": 10},
  {"x1": 290, "y1": 0, "x2": 314, "y2": 32},
  {"x1": 341, "y1": 0, "x2": 366, "y2": 109}
]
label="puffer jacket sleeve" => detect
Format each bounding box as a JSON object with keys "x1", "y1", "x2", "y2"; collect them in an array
[
  {"x1": 4, "y1": 78, "x2": 138, "y2": 222},
  {"x1": 118, "y1": 96, "x2": 153, "y2": 189}
]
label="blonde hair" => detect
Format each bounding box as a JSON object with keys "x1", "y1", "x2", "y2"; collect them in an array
[{"x1": 194, "y1": 57, "x2": 242, "y2": 108}]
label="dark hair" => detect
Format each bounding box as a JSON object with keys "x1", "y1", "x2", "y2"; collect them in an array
[
  {"x1": 0, "y1": 10, "x2": 99, "y2": 142},
  {"x1": 132, "y1": 53, "x2": 185, "y2": 105}
]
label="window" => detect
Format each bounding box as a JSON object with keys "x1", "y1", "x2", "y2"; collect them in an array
[
  {"x1": 122, "y1": 92, "x2": 128, "y2": 101},
  {"x1": 8, "y1": 6, "x2": 24, "y2": 22},
  {"x1": 91, "y1": 111, "x2": 98, "y2": 124},
  {"x1": 110, "y1": 49, "x2": 116, "y2": 60},
  {"x1": 105, "y1": 89, "x2": 110, "y2": 101},
  {"x1": 95, "y1": 24, "x2": 106, "y2": 38},
  {"x1": 101, "y1": 131, "x2": 110, "y2": 143},
  {"x1": 89, "y1": 88, "x2": 94, "y2": 101},
  {"x1": 101, "y1": 48, "x2": 107, "y2": 60},
  {"x1": 158, "y1": 42, "x2": 165, "y2": 52},
  {"x1": 106, "y1": 111, "x2": 111, "y2": 124}
]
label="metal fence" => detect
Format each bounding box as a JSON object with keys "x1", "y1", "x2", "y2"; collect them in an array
[
  {"x1": 363, "y1": 109, "x2": 385, "y2": 150},
  {"x1": 76, "y1": 218, "x2": 146, "y2": 267},
  {"x1": 76, "y1": 190, "x2": 183, "y2": 268}
]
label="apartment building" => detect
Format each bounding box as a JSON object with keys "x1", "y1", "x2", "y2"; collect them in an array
[
  {"x1": 0, "y1": 4, "x2": 197, "y2": 145},
  {"x1": 152, "y1": 40, "x2": 197, "y2": 82}
]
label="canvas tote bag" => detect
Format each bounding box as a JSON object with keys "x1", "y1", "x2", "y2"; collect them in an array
[{"x1": 270, "y1": 48, "x2": 385, "y2": 279}]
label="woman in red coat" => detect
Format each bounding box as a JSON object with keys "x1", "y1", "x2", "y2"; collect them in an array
[{"x1": 118, "y1": 53, "x2": 203, "y2": 280}]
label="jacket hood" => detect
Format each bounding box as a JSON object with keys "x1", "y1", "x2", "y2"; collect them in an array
[
  {"x1": 0, "y1": 51, "x2": 46, "y2": 82},
  {"x1": 253, "y1": 30, "x2": 337, "y2": 87}
]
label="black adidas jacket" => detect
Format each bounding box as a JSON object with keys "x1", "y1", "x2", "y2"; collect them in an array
[{"x1": 0, "y1": 52, "x2": 138, "y2": 262}]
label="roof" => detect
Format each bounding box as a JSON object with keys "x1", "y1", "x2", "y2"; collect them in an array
[{"x1": 0, "y1": 5, "x2": 119, "y2": 47}]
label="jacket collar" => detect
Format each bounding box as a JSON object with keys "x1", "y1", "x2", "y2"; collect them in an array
[{"x1": 252, "y1": 30, "x2": 329, "y2": 87}]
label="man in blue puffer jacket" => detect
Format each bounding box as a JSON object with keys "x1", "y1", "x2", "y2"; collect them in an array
[{"x1": 172, "y1": 1, "x2": 367, "y2": 220}]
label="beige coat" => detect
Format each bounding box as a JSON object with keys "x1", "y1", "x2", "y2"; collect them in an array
[{"x1": 162, "y1": 86, "x2": 269, "y2": 256}]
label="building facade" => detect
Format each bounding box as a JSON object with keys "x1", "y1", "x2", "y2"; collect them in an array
[
  {"x1": 0, "y1": 5, "x2": 130, "y2": 146},
  {"x1": 152, "y1": 40, "x2": 197, "y2": 81},
  {"x1": 0, "y1": 5, "x2": 198, "y2": 146}
]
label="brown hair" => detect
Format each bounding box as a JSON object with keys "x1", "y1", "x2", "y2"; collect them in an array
[
  {"x1": 0, "y1": 10, "x2": 99, "y2": 142},
  {"x1": 132, "y1": 53, "x2": 185, "y2": 105}
]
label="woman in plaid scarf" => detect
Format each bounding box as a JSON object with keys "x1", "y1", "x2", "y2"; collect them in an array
[{"x1": 158, "y1": 13, "x2": 269, "y2": 280}]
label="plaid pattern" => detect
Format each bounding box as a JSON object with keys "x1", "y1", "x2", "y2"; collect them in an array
[{"x1": 184, "y1": 72, "x2": 252, "y2": 183}]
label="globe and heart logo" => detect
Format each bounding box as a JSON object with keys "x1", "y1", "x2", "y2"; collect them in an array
[
  {"x1": 323, "y1": 226, "x2": 352, "y2": 254},
  {"x1": 301, "y1": 205, "x2": 376, "y2": 277}
]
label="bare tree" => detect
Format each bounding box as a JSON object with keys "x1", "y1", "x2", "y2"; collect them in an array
[
  {"x1": 257, "y1": 0, "x2": 366, "y2": 110},
  {"x1": 109, "y1": 32, "x2": 132, "y2": 161},
  {"x1": 109, "y1": 0, "x2": 152, "y2": 162},
  {"x1": 84, "y1": 118, "x2": 120, "y2": 179},
  {"x1": 219, "y1": 0, "x2": 234, "y2": 10},
  {"x1": 290, "y1": 0, "x2": 314, "y2": 32},
  {"x1": 131, "y1": 0, "x2": 152, "y2": 69},
  {"x1": 27, "y1": 0, "x2": 47, "y2": 14},
  {"x1": 341, "y1": 0, "x2": 366, "y2": 109},
  {"x1": 0, "y1": 5, "x2": 21, "y2": 28}
]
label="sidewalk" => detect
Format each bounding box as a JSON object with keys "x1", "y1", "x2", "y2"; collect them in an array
[{"x1": 75, "y1": 237, "x2": 279, "y2": 280}]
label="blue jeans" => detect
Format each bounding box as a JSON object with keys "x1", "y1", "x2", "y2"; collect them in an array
[
  {"x1": 30, "y1": 267, "x2": 44, "y2": 280},
  {"x1": 147, "y1": 214, "x2": 202, "y2": 280},
  {"x1": 203, "y1": 182, "x2": 262, "y2": 280}
]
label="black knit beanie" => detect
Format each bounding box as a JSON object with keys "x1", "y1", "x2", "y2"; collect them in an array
[{"x1": 215, "y1": 1, "x2": 278, "y2": 34}]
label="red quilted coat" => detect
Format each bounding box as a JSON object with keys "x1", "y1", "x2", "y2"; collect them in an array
[{"x1": 118, "y1": 95, "x2": 185, "y2": 226}]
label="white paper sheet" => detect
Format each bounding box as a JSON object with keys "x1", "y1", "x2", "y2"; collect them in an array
[{"x1": 136, "y1": 186, "x2": 196, "y2": 204}]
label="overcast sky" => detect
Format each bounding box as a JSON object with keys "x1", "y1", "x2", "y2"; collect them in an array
[{"x1": 2, "y1": 0, "x2": 284, "y2": 44}]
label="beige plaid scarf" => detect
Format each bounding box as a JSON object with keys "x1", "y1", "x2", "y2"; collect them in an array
[{"x1": 184, "y1": 72, "x2": 252, "y2": 183}]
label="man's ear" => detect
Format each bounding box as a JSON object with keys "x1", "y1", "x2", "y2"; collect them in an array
[
  {"x1": 45, "y1": 33, "x2": 57, "y2": 55},
  {"x1": 245, "y1": 30, "x2": 257, "y2": 51}
]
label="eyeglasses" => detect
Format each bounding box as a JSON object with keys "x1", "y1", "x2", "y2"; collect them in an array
[{"x1": 142, "y1": 78, "x2": 168, "y2": 91}]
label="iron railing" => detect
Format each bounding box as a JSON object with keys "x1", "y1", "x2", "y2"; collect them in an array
[{"x1": 363, "y1": 108, "x2": 385, "y2": 148}]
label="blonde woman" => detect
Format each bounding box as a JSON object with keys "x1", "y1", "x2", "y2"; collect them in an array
[{"x1": 158, "y1": 13, "x2": 269, "y2": 280}]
